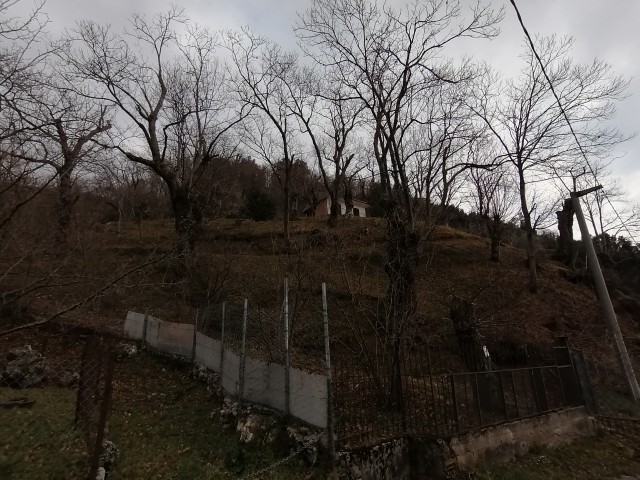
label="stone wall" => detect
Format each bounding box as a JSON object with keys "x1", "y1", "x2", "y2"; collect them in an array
[
  {"x1": 449, "y1": 406, "x2": 596, "y2": 467},
  {"x1": 337, "y1": 438, "x2": 410, "y2": 480},
  {"x1": 337, "y1": 407, "x2": 596, "y2": 479}
]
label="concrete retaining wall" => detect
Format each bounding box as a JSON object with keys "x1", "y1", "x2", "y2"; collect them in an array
[
  {"x1": 449, "y1": 406, "x2": 596, "y2": 467},
  {"x1": 338, "y1": 407, "x2": 596, "y2": 479},
  {"x1": 290, "y1": 367, "x2": 328, "y2": 428},
  {"x1": 194, "y1": 332, "x2": 222, "y2": 371},
  {"x1": 123, "y1": 311, "x2": 328, "y2": 428},
  {"x1": 244, "y1": 356, "x2": 287, "y2": 412}
]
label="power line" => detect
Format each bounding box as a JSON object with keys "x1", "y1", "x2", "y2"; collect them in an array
[{"x1": 508, "y1": 0, "x2": 639, "y2": 248}]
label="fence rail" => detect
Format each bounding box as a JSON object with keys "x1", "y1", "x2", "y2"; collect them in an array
[
  {"x1": 333, "y1": 337, "x2": 587, "y2": 449},
  {"x1": 124, "y1": 280, "x2": 601, "y2": 453},
  {"x1": 124, "y1": 297, "x2": 331, "y2": 429}
]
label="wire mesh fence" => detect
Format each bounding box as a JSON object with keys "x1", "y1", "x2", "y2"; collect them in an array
[
  {"x1": 586, "y1": 340, "x2": 640, "y2": 439},
  {"x1": 0, "y1": 334, "x2": 115, "y2": 480},
  {"x1": 333, "y1": 336, "x2": 587, "y2": 449},
  {"x1": 588, "y1": 342, "x2": 640, "y2": 418},
  {"x1": 193, "y1": 295, "x2": 330, "y2": 428},
  {"x1": 124, "y1": 280, "x2": 333, "y2": 431}
]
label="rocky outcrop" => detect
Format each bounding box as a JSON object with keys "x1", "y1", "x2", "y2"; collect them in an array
[{"x1": 1, "y1": 345, "x2": 50, "y2": 388}]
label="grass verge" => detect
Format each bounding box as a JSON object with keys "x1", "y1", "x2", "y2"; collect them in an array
[
  {"x1": 468, "y1": 430, "x2": 640, "y2": 480},
  {"x1": 1, "y1": 351, "x2": 321, "y2": 480}
]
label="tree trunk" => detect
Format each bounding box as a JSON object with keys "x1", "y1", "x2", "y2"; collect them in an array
[
  {"x1": 381, "y1": 202, "x2": 420, "y2": 410},
  {"x1": 517, "y1": 165, "x2": 537, "y2": 293},
  {"x1": 327, "y1": 176, "x2": 342, "y2": 227},
  {"x1": 384, "y1": 205, "x2": 419, "y2": 333},
  {"x1": 171, "y1": 191, "x2": 200, "y2": 271},
  {"x1": 526, "y1": 231, "x2": 538, "y2": 293},
  {"x1": 328, "y1": 196, "x2": 340, "y2": 227},
  {"x1": 344, "y1": 182, "x2": 354, "y2": 216},
  {"x1": 556, "y1": 198, "x2": 575, "y2": 265},
  {"x1": 57, "y1": 168, "x2": 75, "y2": 246},
  {"x1": 388, "y1": 337, "x2": 404, "y2": 415},
  {"x1": 485, "y1": 215, "x2": 501, "y2": 262},
  {"x1": 283, "y1": 183, "x2": 290, "y2": 243}
]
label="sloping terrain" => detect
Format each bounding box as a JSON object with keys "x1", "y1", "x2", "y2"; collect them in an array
[{"x1": 2, "y1": 216, "x2": 638, "y2": 373}]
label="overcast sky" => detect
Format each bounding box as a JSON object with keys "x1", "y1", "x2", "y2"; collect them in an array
[{"x1": 27, "y1": 0, "x2": 640, "y2": 201}]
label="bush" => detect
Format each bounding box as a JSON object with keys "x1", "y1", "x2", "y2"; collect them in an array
[{"x1": 242, "y1": 187, "x2": 276, "y2": 221}]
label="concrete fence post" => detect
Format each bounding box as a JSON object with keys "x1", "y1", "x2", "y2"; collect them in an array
[
  {"x1": 322, "y1": 282, "x2": 336, "y2": 459},
  {"x1": 141, "y1": 312, "x2": 149, "y2": 348},
  {"x1": 191, "y1": 309, "x2": 199, "y2": 363},
  {"x1": 239, "y1": 299, "x2": 248, "y2": 400},
  {"x1": 284, "y1": 278, "x2": 291, "y2": 416},
  {"x1": 220, "y1": 302, "x2": 226, "y2": 377}
]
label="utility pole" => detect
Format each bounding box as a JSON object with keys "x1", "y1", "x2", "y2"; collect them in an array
[{"x1": 571, "y1": 185, "x2": 640, "y2": 403}]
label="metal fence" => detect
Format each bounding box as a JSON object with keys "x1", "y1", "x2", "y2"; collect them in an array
[
  {"x1": 75, "y1": 337, "x2": 115, "y2": 480},
  {"x1": 587, "y1": 341, "x2": 640, "y2": 438},
  {"x1": 589, "y1": 344, "x2": 640, "y2": 417},
  {"x1": 333, "y1": 336, "x2": 587, "y2": 449},
  {"x1": 0, "y1": 333, "x2": 115, "y2": 480},
  {"x1": 124, "y1": 280, "x2": 334, "y2": 432}
]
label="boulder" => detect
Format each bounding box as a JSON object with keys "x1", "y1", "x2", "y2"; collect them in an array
[
  {"x1": 57, "y1": 372, "x2": 80, "y2": 388},
  {"x1": 2, "y1": 345, "x2": 50, "y2": 388},
  {"x1": 236, "y1": 413, "x2": 277, "y2": 444},
  {"x1": 287, "y1": 425, "x2": 323, "y2": 465},
  {"x1": 119, "y1": 343, "x2": 138, "y2": 358},
  {"x1": 100, "y1": 440, "x2": 119, "y2": 471}
]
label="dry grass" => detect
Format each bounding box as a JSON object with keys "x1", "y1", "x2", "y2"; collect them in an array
[
  {"x1": 2, "y1": 215, "x2": 638, "y2": 372},
  {"x1": 466, "y1": 430, "x2": 640, "y2": 480}
]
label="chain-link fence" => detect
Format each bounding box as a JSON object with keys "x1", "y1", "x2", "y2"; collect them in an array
[
  {"x1": 124, "y1": 280, "x2": 334, "y2": 438},
  {"x1": 587, "y1": 339, "x2": 640, "y2": 438},
  {"x1": 0, "y1": 333, "x2": 115, "y2": 480}
]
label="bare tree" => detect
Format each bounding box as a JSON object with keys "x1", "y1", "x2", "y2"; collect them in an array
[
  {"x1": 471, "y1": 36, "x2": 630, "y2": 293},
  {"x1": 287, "y1": 70, "x2": 364, "y2": 226},
  {"x1": 92, "y1": 156, "x2": 158, "y2": 235},
  {"x1": 469, "y1": 163, "x2": 519, "y2": 261},
  {"x1": 577, "y1": 164, "x2": 640, "y2": 254},
  {"x1": 226, "y1": 29, "x2": 300, "y2": 242},
  {"x1": 408, "y1": 83, "x2": 488, "y2": 225},
  {"x1": 297, "y1": 0, "x2": 502, "y2": 404},
  {"x1": 0, "y1": 0, "x2": 52, "y2": 230},
  {"x1": 0, "y1": 0, "x2": 48, "y2": 128},
  {"x1": 58, "y1": 10, "x2": 246, "y2": 265},
  {"x1": 8, "y1": 76, "x2": 112, "y2": 244}
]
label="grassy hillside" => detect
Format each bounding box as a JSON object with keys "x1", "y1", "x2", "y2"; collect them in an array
[{"x1": 2, "y1": 215, "x2": 638, "y2": 370}]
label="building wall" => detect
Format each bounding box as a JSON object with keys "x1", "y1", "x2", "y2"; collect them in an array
[{"x1": 314, "y1": 197, "x2": 368, "y2": 218}]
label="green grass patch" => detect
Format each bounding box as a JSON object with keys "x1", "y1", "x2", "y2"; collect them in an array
[
  {"x1": 108, "y1": 353, "x2": 317, "y2": 479},
  {"x1": 470, "y1": 431, "x2": 640, "y2": 480},
  {"x1": 0, "y1": 387, "x2": 89, "y2": 480},
  {"x1": 0, "y1": 353, "x2": 320, "y2": 480}
]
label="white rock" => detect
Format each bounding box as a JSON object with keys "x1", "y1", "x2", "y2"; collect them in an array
[{"x1": 95, "y1": 467, "x2": 106, "y2": 480}]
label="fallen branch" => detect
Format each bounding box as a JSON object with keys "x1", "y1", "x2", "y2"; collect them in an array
[{"x1": 0, "y1": 397, "x2": 35, "y2": 409}]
